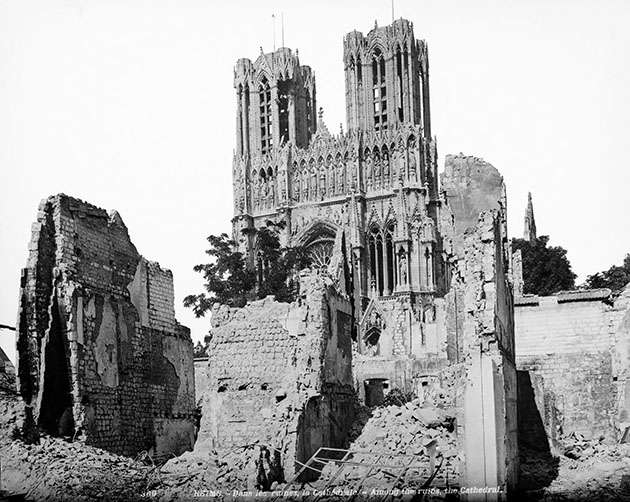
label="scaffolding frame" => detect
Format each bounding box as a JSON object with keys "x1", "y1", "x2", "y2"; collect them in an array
[{"x1": 277, "y1": 446, "x2": 445, "y2": 501}]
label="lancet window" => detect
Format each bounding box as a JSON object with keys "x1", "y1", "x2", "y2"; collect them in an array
[
  {"x1": 259, "y1": 77, "x2": 272, "y2": 155},
  {"x1": 372, "y1": 49, "x2": 387, "y2": 131},
  {"x1": 368, "y1": 223, "x2": 396, "y2": 296}
]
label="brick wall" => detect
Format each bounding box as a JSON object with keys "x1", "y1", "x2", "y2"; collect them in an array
[
  {"x1": 16, "y1": 194, "x2": 195, "y2": 457},
  {"x1": 197, "y1": 273, "x2": 355, "y2": 478},
  {"x1": 514, "y1": 289, "x2": 630, "y2": 441}
]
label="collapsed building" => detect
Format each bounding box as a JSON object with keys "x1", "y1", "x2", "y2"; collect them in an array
[
  {"x1": 16, "y1": 194, "x2": 196, "y2": 458},
  {"x1": 194, "y1": 17, "x2": 520, "y2": 496},
  {"x1": 197, "y1": 268, "x2": 355, "y2": 482}
]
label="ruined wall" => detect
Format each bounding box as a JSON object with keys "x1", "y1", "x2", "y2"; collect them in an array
[
  {"x1": 440, "y1": 156, "x2": 518, "y2": 499},
  {"x1": 441, "y1": 154, "x2": 506, "y2": 257},
  {"x1": 353, "y1": 292, "x2": 450, "y2": 405},
  {"x1": 16, "y1": 194, "x2": 195, "y2": 457},
  {"x1": 198, "y1": 273, "x2": 355, "y2": 478},
  {"x1": 458, "y1": 211, "x2": 519, "y2": 498},
  {"x1": 515, "y1": 287, "x2": 630, "y2": 443}
]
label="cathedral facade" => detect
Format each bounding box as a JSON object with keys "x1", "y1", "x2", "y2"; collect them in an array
[{"x1": 231, "y1": 19, "x2": 453, "y2": 397}]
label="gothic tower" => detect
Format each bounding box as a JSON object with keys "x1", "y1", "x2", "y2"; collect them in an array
[
  {"x1": 231, "y1": 48, "x2": 317, "y2": 259},
  {"x1": 343, "y1": 19, "x2": 431, "y2": 138},
  {"x1": 231, "y1": 18, "x2": 446, "y2": 308},
  {"x1": 234, "y1": 47, "x2": 316, "y2": 157}
]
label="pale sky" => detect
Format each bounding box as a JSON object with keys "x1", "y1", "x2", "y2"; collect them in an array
[{"x1": 1, "y1": 0, "x2": 629, "y2": 364}]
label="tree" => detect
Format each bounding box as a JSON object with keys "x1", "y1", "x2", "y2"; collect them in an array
[
  {"x1": 184, "y1": 223, "x2": 311, "y2": 317},
  {"x1": 193, "y1": 341, "x2": 207, "y2": 358},
  {"x1": 512, "y1": 236, "x2": 576, "y2": 296},
  {"x1": 250, "y1": 225, "x2": 311, "y2": 303},
  {"x1": 585, "y1": 254, "x2": 630, "y2": 292},
  {"x1": 183, "y1": 233, "x2": 256, "y2": 315}
]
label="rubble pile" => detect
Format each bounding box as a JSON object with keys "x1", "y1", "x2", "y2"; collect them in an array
[
  {"x1": 157, "y1": 449, "x2": 223, "y2": 501},
  {"x1": 157, "y1": 443, "x2": 287, "y2": 500},
  {"x1": 0, "y1": 394, "x2": 157, "y2": 502},
  {"x1": 2, "y1": 437, "x2": 159, "y2": 502},
  {"x1": 541, "y1": 433, "x2": 630, "y2": 501},
  {"x1": 518, "y1": 432, "x2": 630, "y2": 501},
  {"x1": 315, "y1": 399, "x2": 460, "y2": 491}
]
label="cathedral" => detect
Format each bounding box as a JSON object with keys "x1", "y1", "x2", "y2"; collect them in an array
[{"x1": 231, "y1": 18, "x2": 454, "y2": 400}]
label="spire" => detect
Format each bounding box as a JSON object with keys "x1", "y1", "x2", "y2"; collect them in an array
[{"x1": 523, "y1": 192, "x2": 537, "y2": 241}]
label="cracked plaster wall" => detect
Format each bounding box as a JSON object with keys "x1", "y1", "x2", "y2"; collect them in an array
[{"x1": 16, "y1": 194, "x2": 195, "y2": 457}]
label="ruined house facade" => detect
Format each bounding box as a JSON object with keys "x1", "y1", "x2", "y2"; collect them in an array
[
  {"x1": 16, "y1": 195, "x2": 196, "y2": 458},
  {"x1": 197, "y1": 272, "x2": 355, "y2": 480}
]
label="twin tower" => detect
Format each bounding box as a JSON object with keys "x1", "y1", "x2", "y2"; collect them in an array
[{"x1": 231, "y1": 18, "x2": 447, "y2": 311}]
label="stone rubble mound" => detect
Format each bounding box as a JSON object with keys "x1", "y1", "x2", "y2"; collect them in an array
[
  {"x1": 314, "y1": 399, "x2": 460, "y2": 492},
  {"x1": 518, "y1": 432, "x2": 630, "y2": 501},
  {"x1": 0, "y1": 393, "x2": 158, "y2": 502}
]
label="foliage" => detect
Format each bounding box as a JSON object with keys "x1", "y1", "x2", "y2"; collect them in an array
[
  {"x1": 512, "y1": 236, "x2": 576, "y2": 296},
  {"x1": 585, "y1": 254, "x2": 630, "y2": 292},
  {"x1": 380, "y1": 388, "x2": 417, "y2": 408},
  {"x1": 192, "y1": 341, "x2": 207, "y2": 358},
  {"x1": 250, "y1": 225, "x2": 311, "y2": 303},
  {"x1": 184, "y1": 223, "x2": 311, "y2": 317},
  {"x1": 183, "y1": 233, "x2": 256, "y2": 314}
]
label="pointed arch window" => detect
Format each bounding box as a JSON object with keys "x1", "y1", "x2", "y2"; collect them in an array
[
  {"x1": 368, "y1": 226, "x2": 384, "y2": 296},
  {"x1": 278, "y1": 80, "x2": 290, "y2": 145},
  {"x1": 259, "y1": 77, "x2": 272, "y2": 154},
  {"x1": 396, "y1": 47, "x2": 404, "y2": 122},
  {"x1": 372, "y1": 49, "x2": 387, "y2": 131},
  {"x1": 385, "y1": 225, "x2": 394, "y2": 295}
]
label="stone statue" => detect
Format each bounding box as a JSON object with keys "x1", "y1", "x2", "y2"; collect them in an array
[{"x1": 399, "y1": 253, "x2": 408, "y2": 285}]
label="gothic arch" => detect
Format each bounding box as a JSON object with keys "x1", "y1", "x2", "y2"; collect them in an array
[{"x1": 297, "y1": 221, "x2": 338, "y2": 274}]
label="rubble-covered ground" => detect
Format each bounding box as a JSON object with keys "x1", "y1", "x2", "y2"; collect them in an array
[
  {"x1": 3, "y1": 387, "x2": 630, "y2": 501},
  {"x1": 0, "y1": 391, "x2": 161, "y2": 502},
  {"x1": 519, "y1": 433, "x2": 630, "y2": 501}
]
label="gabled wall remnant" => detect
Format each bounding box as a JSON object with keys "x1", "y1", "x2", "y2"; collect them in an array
[
  {"x1": 16, "y1": 194, "x2": 195, "y2": 457},
  {"x1": 197, "y1": 272, "x2": 355, "y2": 480}
]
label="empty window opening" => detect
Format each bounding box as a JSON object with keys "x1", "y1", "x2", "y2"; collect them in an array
[
  {"x1": 385, "y1": 228, "x2": 394, "y2": 295},
  {"x1": 372, "y1": 49, "x2": 388, "y2": 131},
  {"x1": 365, "y1": 329, "x2": 381, "y2": 357},
  {"x1": 396, "y1": 48, "x2": 404, "y2": 122},
  {"x1": 278, "y1": 80, "x2": 291, "y2": 145},
  {"x1": 259, "y1": 77, "x2": 272, "y2": 155}
]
